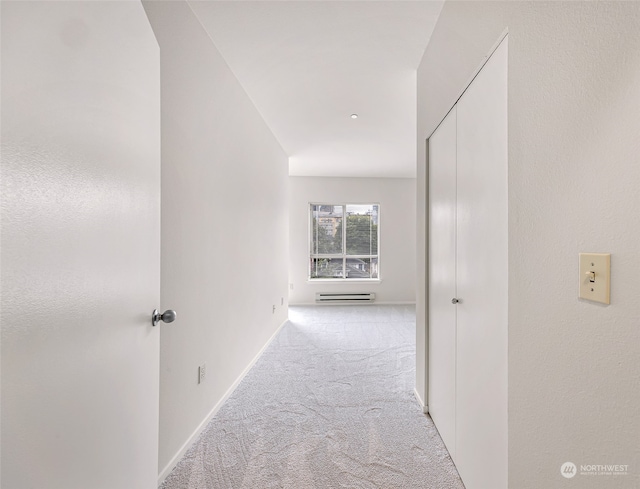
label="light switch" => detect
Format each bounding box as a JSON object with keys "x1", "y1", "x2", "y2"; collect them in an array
[{"x1": 578, "y1": 253, "x2": 610, "y2": 304}]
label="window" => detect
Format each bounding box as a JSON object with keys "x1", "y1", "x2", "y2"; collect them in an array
[{"x1": 309, "y1": 204, "x2": 379, "y2": 280}]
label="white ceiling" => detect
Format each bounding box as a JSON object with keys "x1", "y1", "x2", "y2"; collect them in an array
[{"x1": 188, "y1": 1, "x2": 444, "y2": 178}]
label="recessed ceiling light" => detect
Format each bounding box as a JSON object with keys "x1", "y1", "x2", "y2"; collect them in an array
[{"x1": 350, "y1": 114, "x2": 358, "y2": 119}]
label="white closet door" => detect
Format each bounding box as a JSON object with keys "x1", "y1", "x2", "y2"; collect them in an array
[
  {"x1": 428, "y1": 107, "x2": 458, "y2": 460},
  {"x1": 456, "y1": 36, "x2": 508, "y2": 489}
]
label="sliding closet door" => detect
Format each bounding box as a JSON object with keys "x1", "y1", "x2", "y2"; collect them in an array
[
  {"x1": 455, "y1": 36, "x2": 508, "y2": 489},
  {"x1": 428, "y1": 107, "x2": 458, "y2": 459}
]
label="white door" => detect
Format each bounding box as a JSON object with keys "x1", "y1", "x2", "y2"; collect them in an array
[
  {"x1": 428, "y1": 107, "x2": 458, "y2": 459},
  {"x1": 456, "y1": 36, "x2": 508, "y2": 489},
  {"x1": 1, "y1": 2, "x2": 161, "y2": 488}
]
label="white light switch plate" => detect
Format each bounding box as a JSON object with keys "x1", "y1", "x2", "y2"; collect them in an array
[{"x1": 579, "y1": 253, "x2": 610, "y2": 304}]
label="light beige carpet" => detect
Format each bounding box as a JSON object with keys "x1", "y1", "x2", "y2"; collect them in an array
[{"x1": 160, "y1": 305, "x2": 464, "y2": 489}]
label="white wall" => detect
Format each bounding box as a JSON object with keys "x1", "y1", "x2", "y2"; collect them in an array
[
  {"x1": 289, "y1": 177, "x2": 416, "y2": 305},
  {"x1": 2, "y1": 2, "x2": 161, "y2": 488},
  {"x1": 417, "y1": 2, "x2": 640, "y2": 488},
  {"x1": 1, "y1": 4, "x2": 3, "y2": 483},
  {"x1": 142, "y1": 1, "x2": 289, "y2": 480}
]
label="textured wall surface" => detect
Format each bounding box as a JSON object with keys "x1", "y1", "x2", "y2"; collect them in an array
[
  {"x1": 289, "y1": 177, "x2": 416, "y2": 305},
  {"x1": 2, "y1": 2, "x2": 160, "y2": 487},
  {"x1": 142, "y1": 1, "x2": 289, "y2": 481},
  {"x1": 417, "y1": 2, "x2": 640, "y2": 488}
]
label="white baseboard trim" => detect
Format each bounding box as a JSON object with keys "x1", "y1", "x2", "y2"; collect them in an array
[
  {"x1": 157, "y1": 318, "x2": 289, "y2": 486},
  {"x1": 414, "y1": 387, "x2": 429, "y2": 414},
  {"x1": 289, "y1": 301, "x2": 416, "y2": 306},
  {"x1": 377, "y1": 301, "x2": 416, "y2": 305}
]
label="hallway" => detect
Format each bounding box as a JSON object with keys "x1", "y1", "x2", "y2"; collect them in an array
[
  {"x1": 3, "y1": 2, "x2": 639, "y2": 488},
  {"x1": 161, "y1": 306, "x2": 463, "y2": 489}
]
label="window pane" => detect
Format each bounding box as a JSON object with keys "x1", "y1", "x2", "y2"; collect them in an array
[
  {"x1": 311, "y1": 205, "x2": 343, "y2": 254},
  {"x1": 345, "y1": 257, "x2": 378, "y2": 279},
  {"x1": 310, "y1": 257, "x2": 345, "y2": 279},
  {"x1": 345, "y1": 204, "x2": 378, "y2": 255}
]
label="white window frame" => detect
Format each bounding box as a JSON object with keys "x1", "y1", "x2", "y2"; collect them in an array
[{"x1": 308, "y1": 203, "x2": 380, "y2": 281}]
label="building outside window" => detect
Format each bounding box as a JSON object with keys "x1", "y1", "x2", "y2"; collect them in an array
[{"x1": 309, "y1": 203, "x2": 379, "y2": 280}]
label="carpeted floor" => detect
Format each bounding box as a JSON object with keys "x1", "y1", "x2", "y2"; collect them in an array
[{"x1": 160, "y1": 305, "x2": 464, "y2": 489}]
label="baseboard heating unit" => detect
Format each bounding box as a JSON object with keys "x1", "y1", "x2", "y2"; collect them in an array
[{"x1": 315, "y1": 292, "x2": 376, "y2": 303}]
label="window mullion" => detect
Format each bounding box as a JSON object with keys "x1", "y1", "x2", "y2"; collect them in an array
[
  {"x1": 342, "y1": 204, "x2": 347, "y2": 277},
  {"x1": 343, "y1": 204, "x2": 346, "y2": 256}
]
